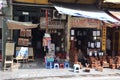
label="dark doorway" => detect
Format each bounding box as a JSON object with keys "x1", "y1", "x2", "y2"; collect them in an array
[{"x1": 71, "y1": 28, "x2": 94, "y2": 56}]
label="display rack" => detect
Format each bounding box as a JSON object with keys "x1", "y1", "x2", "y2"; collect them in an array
[
  {"x1": 87, "y1": 30, "x2": 102, "y2": 57},
  {"x1": 15, "y1": 29, "x2": 34, "y2": 62}
]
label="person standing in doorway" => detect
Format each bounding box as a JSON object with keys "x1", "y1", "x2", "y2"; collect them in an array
[{"x1": 77, "y1": 49, "x2": 88, "y2": 66}]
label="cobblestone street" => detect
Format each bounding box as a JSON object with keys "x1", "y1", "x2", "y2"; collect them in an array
[{"x1": 1, "y1": 67, "x2": 120, "y2": 80}]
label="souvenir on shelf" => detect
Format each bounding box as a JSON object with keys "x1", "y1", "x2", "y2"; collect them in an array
[
  {"x1": 18, "y1": 38, "x2": 24, "y2": 46},
  {"x1": 90, "y1": 42, "x2": 95, "y2": 48},
  {"x1": 93, "y1": 30, "x2": 101, "y2": 37},
  {"x1": 96, "y1": 30, "x2": 101, "y2": 36},
  {"x1": 20, "y1": 29, "x2": 26, "y2": 37},
  {"x1": 88, "y1": 42, "x2": 91, "y2": 48},
  {"x1": 23, "y1": 39, "x2": 29, "y2": 46},
  {"x1": 15, "y1": 28, "x2": 33, "y2": 62},
  {"x1": 26, "y1": 29, "x2": 31, "y2": 37},
  {"x1": 71, "y1": 29, "x2": 75, "y2": 36},
  {"x1": 93, "y1": 31, "x2": 97, "y2": 37},
  {"x1": 95, "y1": 41, "x2": 101, "y2": 48}
]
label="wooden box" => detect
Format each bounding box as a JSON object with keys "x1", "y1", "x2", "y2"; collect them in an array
[
  {"x1": 96, "y1": 66, "x2": 103, "y2": 72},
  {"x1": 84, "y1": 68, "x2": 90, "y2": 72},
  {"x1": 26, "y1": 29, "x2": 31, "y2": 37},
  {"x1": 109, "y1": 58, "x2": 114, "y2": 66},
  {"x1": 110, "y1": 64, "x2": 116, "y2": 69},
  {"x1": 23, "y1": 39, "x2": 29, "y2": 46},
  {"x1": 116, "y1": 64, "x2": 120, "y2": 69},
  {"x1": 102, "y1": 61, "x2": 109, "y2": 68},
  {"x1": 20, "y1": 29, "x2": 26, "y2": 37},
  {"x1": 18, "y1": 38, "x2": 24, "y2": 46}
]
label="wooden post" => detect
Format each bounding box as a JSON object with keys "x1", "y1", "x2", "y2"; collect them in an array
[
  {"x1": 67, "y1": 16, "x2": 71, "y2": 53},
  {"x1": 101, "y1": 22, "x2": 107, "y2": 53},
  {"x1": 10, "y1": 0, "x2": 13, "y2": 41},
  {"x1": 45, "y1": 9, "x2": 48, "y2": 33}
]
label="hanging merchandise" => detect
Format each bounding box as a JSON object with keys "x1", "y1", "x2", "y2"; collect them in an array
[
  {"x1": 42, "y1": 33, "x2": 51, "y2": 53},
  {"x1": 49, "y1": 43, "x2": 55, "y2": 56}
]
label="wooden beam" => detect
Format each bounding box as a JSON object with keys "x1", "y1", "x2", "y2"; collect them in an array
[{"x1": 74, "y1": 0, "x2": 79, "y2": 3}]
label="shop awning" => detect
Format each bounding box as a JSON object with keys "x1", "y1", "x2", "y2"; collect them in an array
[
  {"x1": 6, "y1": 20, "x2": 38, "y2": 30},
  {"x1": 54, "y1": 4, "x2": 120, "y2": 23},
  {"x1": 103, "y1": 0, "x2": 120, "y2": 4},
  {"x1": 105, "y1": 10, "x2": 120, "y2": 21}
]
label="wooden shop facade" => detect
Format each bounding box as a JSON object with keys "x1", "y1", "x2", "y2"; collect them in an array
[{"x1": 2, "y1": 0, "x2": 120, "y2": 70}]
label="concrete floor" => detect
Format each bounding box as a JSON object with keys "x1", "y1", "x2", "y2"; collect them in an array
[{"x1": 0, "y1": 59, "x2": 120, "y2": 80}]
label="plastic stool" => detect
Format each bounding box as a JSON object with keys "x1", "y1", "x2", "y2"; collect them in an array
[
  {"x1": 45, "y1": 61, "x2": 53, "y2": 69},
  {"x1": 64, "y1": 62, "x2": 70, "y2": 68},
  {"x1": 54, "y1": 63, "x2": 59, "y2": 69},
  {"x1": 73, "y1": 64, "x2": 80, "y2": 72},
  {"x1": 60, "y1": 63, "x2": 64, "y2": 68}
]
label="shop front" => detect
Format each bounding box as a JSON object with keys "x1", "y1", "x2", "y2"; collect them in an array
[
  {"x1": 68, "y1": 17, "x2": 102, "y2": 64},
  {"x1": 2, "y1": 2, "x2": 68, "y2": 70},
  {"x1": 2, "y1": 0, "x2": 120, "y2": 71},
  {"x1": 54, "y1": 3, "x2": 120, "y2": 69}
]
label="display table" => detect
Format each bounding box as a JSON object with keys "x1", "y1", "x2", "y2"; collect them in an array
[{"x1": 14, "y1": 58, "x2": 28, "y2": 63}]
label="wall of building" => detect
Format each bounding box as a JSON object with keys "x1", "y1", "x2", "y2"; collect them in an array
[
  {"x1": 13, "y1": 0, "x2": 49, "y2": 4},
  {"x1": 2, "y1": 5, "x2": 13, "y2": 67}
]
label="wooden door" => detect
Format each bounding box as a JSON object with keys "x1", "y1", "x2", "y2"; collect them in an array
[{"x1": 113, "y1": 30, "x2": 120, "y2": 56}]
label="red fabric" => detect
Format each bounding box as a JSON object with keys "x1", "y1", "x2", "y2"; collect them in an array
[
  {"x1": 56, "y1": 53, "x2": 66, "y2": 59},
  {"x1": 43, "y1": 37, "x2": 51, "y2": 46},
  {"x1": 60, "y1": 63, "x2": 64, "y2": 68}
]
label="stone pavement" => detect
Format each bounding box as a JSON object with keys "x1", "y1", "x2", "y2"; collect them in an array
[
  {"x1": 0, "y1": 59, "x2": 120, "y2": 80},
  {"x1": 0, "y1": 67, "x2": 120, "y2": 80}
]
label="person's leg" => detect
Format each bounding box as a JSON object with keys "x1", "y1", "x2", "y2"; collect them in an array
[{"x1": 81, "y1": 59, "x2": 85, "y2": 66}]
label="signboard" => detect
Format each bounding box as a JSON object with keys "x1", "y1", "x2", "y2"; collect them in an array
[
  {"x1": 70, "y1": 17, "x2": 100, "y2": 28},
  {"x1": 40, "y1": 17, "x2": 65, "y2": 29},
  {"x1": 16, "y1": 47, "x2": 28, "y2": 59},
  {"x1": 5, "y1": 42, "x2": 15, "y2": 55},
  {"x1": 101, "y1": 26, "x2": 106, "y2": 51},
  {"x1": 13, "y1": 0, "x2": 48, "y2": 4}
]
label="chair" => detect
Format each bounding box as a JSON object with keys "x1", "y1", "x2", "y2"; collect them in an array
[
  {"x1": 45, "y1": 61, "x2": 53, "y2": 69},
  {"x1": 73, "y1": 64, "x2": 80, "y2": 72},
  {"x1": 4, "y1": 42, "x2": 15, "y2": 71},
  {"x1": 44, "y1": 56, "x2": 53, "y2": 69},
  {"x1": 64, "y1": 62, "x2": 70, "y2": 68},
  {"x1": 59, "y1": 63, "x2": 64, "y2": 68},
  {"x1": 54, "y1": 63, "x2": 59, "y2": 69}
]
